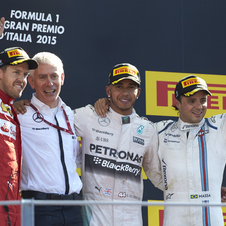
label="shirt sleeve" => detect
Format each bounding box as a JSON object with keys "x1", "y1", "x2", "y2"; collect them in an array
[
  {"x1": 73, "y1": 106, "x2": 88, "y2": 137},
  {"x1": 142, "y1": 123, "x2": 163, "y2": 191}
]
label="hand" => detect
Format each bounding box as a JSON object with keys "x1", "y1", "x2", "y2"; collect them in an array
[
  {"x1": 94, "y1": 98, "x2": 110, "y2": 118},
  {"x1": 13, "y1": 99, "x2": 30, "y2": 114},
  {"x1": 0, "y1": 17, "x2": 5, "y2": 37},
  {"x1": 221, "y1": 186, "x2": 226, "y2": 202}
]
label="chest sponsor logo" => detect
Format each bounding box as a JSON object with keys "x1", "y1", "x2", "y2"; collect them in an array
[
  {"x1": 1, "y1": 102, "x2": 13, "y2": 117},
  {"x1": 90, "y1": 143, "x2": 143, "y2": 163},
  {"x1": 0, "y1": 119, "x2": 16, "y2": 140},
  {"x1": 190, "y1": 193, "x2": 211, "y2": 200},
  {"x1": 166, "y1": 193, "x2": 174, "y2": 200},
  {"x1": 98, "y1": 117, "x2": 110, "y2": 127},
  {"x1": 137, "y1": 125, "x2": 144, "y2": 135},
  {"x1": 133, "y1": 136, "x2": 144, "y2": 145},
  {"x1": 118, "y1": 192, "x2": 141, "y2": 200},
  {"x1": 164, "y1": 132, "x2": 180, "y2": 143},
  {"x1": 32, "y1": 127, "x2": 49, "y2": 130},
  {"x1": 196, "y1": 127, "x2": 209, "y2": 137},
  {"x1": 32, "y1": 112, "x2": 44, "y2": 123},
  {"x1": 85, "y1": 154, "x2": 141, "y2": 182},
  {"x1": 95, "y1": 136, "x2": 109, "y2": 143},
  {"x1": 95, "y1": 186, "x2": 102, "y2": 193},
  {"x1": 92, "y1": 128, "x2": 113, "y2": 136},
  {"x1": 181, "y1": 124, "x2": 199, "y2": 130},
  {"x1": 162, "y1": 159, "x2": 168, "y2": 190}
]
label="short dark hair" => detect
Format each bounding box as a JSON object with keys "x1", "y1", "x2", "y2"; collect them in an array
[
  {"x1": 0, "y1": 65, "x2": 8, "y2": 72},
  {"x1": 172, "y1": 95, "x2": 182, "y2": 111}
]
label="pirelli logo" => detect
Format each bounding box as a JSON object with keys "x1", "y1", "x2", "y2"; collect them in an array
[
  {"x1": 145, "y1": 71, "x2": 226, "y2": 118},
  {"x1": 113, "y1": 66, "x2": 137, "y2": 77},
  {"x1": 182, "y1": 77, "x2": 204, "y2": 88},
  {"x1": 7, "y1": 49, "x2": 23, "y2": 58}
]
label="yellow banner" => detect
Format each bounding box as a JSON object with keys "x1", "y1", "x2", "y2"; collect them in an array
[{"x1": 145, "y1": 71, "x2": 226, "y2": 118}]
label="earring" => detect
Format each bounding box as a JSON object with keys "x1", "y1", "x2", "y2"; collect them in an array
[{"x1": 136, "y1": 97, "x2": 138, "y2": 99}]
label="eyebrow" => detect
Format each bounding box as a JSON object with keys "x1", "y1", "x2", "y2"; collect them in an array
[
  {"x1": 13, "y1": 68, "x2": 29, "y2": 73},
  {"x1": 38, "y1": 72, "x2": 58, "y2": 76}
]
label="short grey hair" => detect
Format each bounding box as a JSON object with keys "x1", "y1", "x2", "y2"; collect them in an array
[{"x1": 30, "y1": 52, "x2": 64, "y2": 77}]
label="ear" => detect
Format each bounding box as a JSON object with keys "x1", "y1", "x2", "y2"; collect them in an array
[
  {"x1": 61, "y1": 73, "x2": 65, "y2": 86},
  {"x1": 106, "y1": 85, "x2": 110, "y2": 97},
  {"x1": 136, "y1": 87, "x2": 141, "y2": 99},
  {"x1": 0, "y1": 68, "x2": 3, "y2": 79},
  {"x1": 28, "y1": 75, "x2": 35, "y2": 89},
  {"x1": 175, "y1": 98, "x2": 180, "y2": 109}
]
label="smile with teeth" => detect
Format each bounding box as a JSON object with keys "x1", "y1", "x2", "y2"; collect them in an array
[
  {"x1": 44, "y1": 90, "x2": 55, "y2": 93},
  {"x1": 193, "y1": 111, "x2": 202, "y2": 115},
  {"x1": 14, "y1": 83, "x2": 23, "y2": 89}
]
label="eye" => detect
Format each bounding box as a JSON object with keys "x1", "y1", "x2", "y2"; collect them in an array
[
  {"x1": 52, "y1": 74, "x2": 59, "y2": 79},
  {"x1": 24, "y1": 72, "x2": 30, "y2": 78},
  {"x1": 188, "y1": 100, "x2": 195, "y2": 104},
  {"x1": 201, "y1": 99, "x2": 206, "y2": 104}
]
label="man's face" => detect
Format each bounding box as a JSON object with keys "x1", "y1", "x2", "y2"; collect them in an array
[
  {"x1": 0, "y1": 62, "x2": 29, "y2": 99},
  {"x1": 28, "y1": 63, "x2": 64, "y2": 108},
  {"x1": 175, "y1": 90, "x2": 207, "y2": 123},
  {"x1": 106, "y1": 79, "x2": 141, "y2": 115}
]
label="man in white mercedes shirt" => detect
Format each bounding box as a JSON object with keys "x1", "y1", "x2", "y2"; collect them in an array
[
  {"x1": 73, "y1": 63, "x2": 163, "y2": 226},
  {"x1": 17, "y1": 52, "x2": 83, "y2": 226}
]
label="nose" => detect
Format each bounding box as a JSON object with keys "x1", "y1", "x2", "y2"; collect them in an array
[
  {"x1": 16, "y1": 73, "x2": 27, "y2": 83},
  {"x1": 196, "y1": 101, "x2": 203, "y2": 109},
  {"x1": 122, "y1": 88, "x2": 129, "y2": 95},
  {"x1": 46, "y1": 76, "x2": 53, "y2": 86}
]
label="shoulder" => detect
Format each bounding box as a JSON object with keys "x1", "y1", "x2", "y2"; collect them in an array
[
  {"x1": 17, "y1": 105, "x2": 34, "y2": 124},
  {"x1": 205, "y1": 114, "x2": 226, "y2": 129},
  {"x1": 155, "y1": 120, "x2": 176, "y2": 134},
  {"x1": 73, "y1": 104, "x2": 96, "y2": 115},
  {"x1": 62, "y1": 103, "x2": 73, "y2": 115},
  {"x1": 133, "y1": 114, "x2": 157, "y2": 133}
]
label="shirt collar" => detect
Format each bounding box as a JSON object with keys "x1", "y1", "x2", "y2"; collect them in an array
[
  {"x1": 177, "y1": 117, "x2": 205, "y2": 131},
  {"x1": 31, "y1": 93, "x2": 65, "y2": 111},
  {"x1": 108, "y1": 107, "x2": 136, "y2": 125},
  {"x1": 0, "y1": 90, "x2": 15, "y2": 105}
]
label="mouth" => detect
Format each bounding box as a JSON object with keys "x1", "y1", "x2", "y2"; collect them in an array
[
  {"x1": 192, "y1": 111, "x2": 202, "y2": 116},
  {"x1": 120, "y1": 98, "x2": 130, "y2": 103},
  {"x1": 44, "y1": 90, "x2": 56, "y2": 94},
  {"x1": 14, "y1": 83, "x2": 24, "y2": 90}
]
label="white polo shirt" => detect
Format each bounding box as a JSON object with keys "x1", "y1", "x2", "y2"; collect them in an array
[{"x1": 18, "y1": 94, "x2": 82, "y2": 194}]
